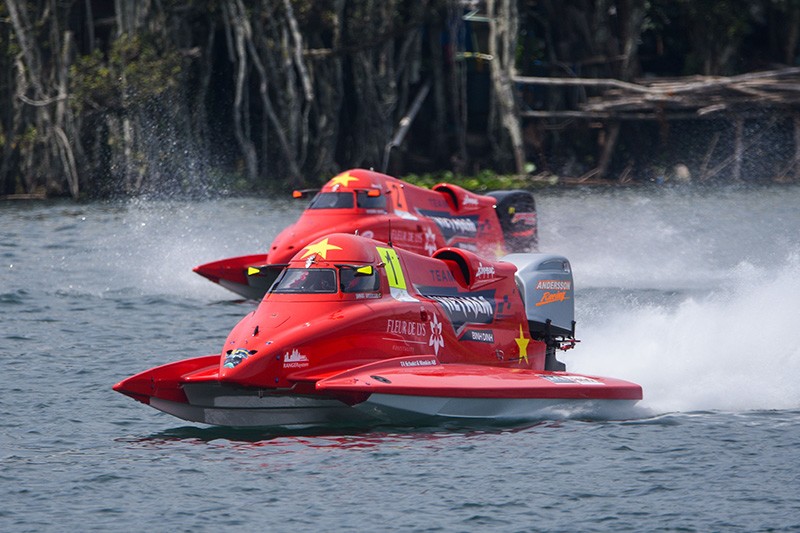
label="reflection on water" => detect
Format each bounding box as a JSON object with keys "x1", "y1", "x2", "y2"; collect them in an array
[{"x1": 121, "y1": 419, "x2": 561, "y2": 447}]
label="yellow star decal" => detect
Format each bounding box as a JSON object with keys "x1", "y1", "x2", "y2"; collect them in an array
[
  {"x1": 301, "y1": 238, "x2": 342, "y2": 259},
  {"x1": 515, "y1": 324, "x2": 530, "y2": 364},
  {"x1": 329, "y1": 172, "x2": 360, "y2": 188}
]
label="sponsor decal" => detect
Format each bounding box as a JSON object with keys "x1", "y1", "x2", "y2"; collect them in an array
[
  {"x1": 430, "y1": 216, "x2": 477, "y2": 235},
  {"x1": 535, "y1": 280, "x2": 572, "y2": 290},
  {"x1": 283, "y1": 348, "x2": 310, "y2": 368},
  {"x1": 462, "y1": 329, "x2": 495, "y2": 343},
  {"x1": 511, "y1": 212, "x2": 537, "y2": 225},
  {"x1": 454, "y1": 242, "x2": 478, "y2": 252},
  {"x1": 476, "y1": 262, "x2": 496, "y2": 279},
  {"x1": 390, "y1": 229, "x2": 424, "y2": 246},
  {"x1": 542, "y1": 375, "x2": 603, "y2": 385},
  {"x1": 360, "y1": 230, "x2": 375, "y2": 239},
  {"x1": 462, "y1": 195, "x2": 479, "y2": 207},
  {"x1": 386, "y1": 319, "x2": 428, "y2": 337},
  {"x1": 429, "y1": 268, "x2": 455, "y2": 283},
  {"x1": 430, "y1": 295, "x2": 494, "y2": 321},
  {"x1": 428, "y1": 314, "x2": 445, "y2": 355},
  {"x1": 423, "y1": 226, "x2": 438, "y2": 255},
  {"x1": 355, "y1": 292, "x2": 381, "y2": 300},
  {"x1": 417, "y1": 209, "x2": 479, "y2": 240},
  {"x1": 400, "y1": 359, "x2": 438, "y2": 367},
  {"x1": 427, "y1": 198, "x2": 450, "y2": 209},
  {"x1": 536, "y1": 291, "x2": 569, "y2": 307},
  {"x1": 421, "y1": 288, "x2": 496, "y2": 330}
]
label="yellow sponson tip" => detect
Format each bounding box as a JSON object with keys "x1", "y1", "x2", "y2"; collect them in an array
[{"x1": 247, "y1": 267, "x2": 261, "y2": 276}]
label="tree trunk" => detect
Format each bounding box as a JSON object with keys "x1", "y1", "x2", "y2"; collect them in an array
[
  {"x1": 487, "y1": 0, "x2": 525, "y2": 173},
  {"x1": 597, "y1": 121, "x2": 620, "y2": 180},
  {"x1": 447, "y1": 2, "x2": 468, "y2": 172},
  {"x1": 732, "y1": 118, "x2": 744, "y2": 182},
  {"x1": 794, "y1": 114, "x2": 800, "y2": 181},
  {"x1": 224, "y1": 0, "x2": 259, "y2": 185}
]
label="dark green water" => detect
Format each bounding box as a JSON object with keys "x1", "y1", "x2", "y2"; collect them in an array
[{"x1": 2, "y1": 187, "x2": 799, "y2": 531}]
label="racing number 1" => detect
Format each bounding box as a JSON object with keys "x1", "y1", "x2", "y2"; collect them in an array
[{"x1": 376, "y1": 246, "x2": 407, "y2": 289}]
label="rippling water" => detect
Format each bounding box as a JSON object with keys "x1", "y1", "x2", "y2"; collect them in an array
[{"x1": 2, "y1": 186, "x2": 800, "y2": 531}]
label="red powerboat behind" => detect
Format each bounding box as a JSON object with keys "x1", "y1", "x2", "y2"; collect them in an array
[
  {"x1": 193, "y1": 168, "x2": 538, "y2": 299},
  {"x1": 115, "y1": 234, "x2": 641, "y2": 427}
]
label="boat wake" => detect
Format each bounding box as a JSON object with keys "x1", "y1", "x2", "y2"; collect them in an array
[{"x1": 570, "y1": 252, "x2": 800, "y2": 414}]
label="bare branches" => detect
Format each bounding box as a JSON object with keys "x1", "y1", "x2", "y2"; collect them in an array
[{"x1": 515, "y1": 67, "x2": 800, "y2": 119}]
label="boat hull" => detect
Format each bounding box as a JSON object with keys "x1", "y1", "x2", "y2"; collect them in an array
[
  {"x1": 145, "y1": 388, "x2": 640, "y2": 427},
  {"x1": 115, "y1": 355, "x2": 642, "y2": 427}
]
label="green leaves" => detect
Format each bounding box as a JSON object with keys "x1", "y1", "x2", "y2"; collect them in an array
[{"x1": 70, "y1": 34, "x2": 183, "y2": 113}]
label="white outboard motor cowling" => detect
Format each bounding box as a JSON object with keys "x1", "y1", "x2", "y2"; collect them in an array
[
  {"x1": 502, "y1": 253, "x2": 575, "y2": 338},
  {"x1": 503, "y1": 253, "x2": 574, "y2": 371}
]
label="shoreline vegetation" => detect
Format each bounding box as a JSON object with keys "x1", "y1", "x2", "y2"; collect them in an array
[{"x1": 2, "y1": 1, "x2": 800, "y2": 200}]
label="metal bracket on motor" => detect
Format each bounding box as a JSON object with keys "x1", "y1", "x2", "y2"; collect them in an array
[{"x1": 537, "y1": 319, "x2": 579, "y2": 371}]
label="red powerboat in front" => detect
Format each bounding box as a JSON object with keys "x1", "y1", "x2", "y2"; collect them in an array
[{"x1": 115, "y1": 233, "x2": 641, "y2": 427}]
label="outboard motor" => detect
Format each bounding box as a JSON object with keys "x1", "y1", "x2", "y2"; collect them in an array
[
  {"x1": 487, "y1": 190, "x2": 538, "y2": 252},
  {"x1": 503, "y1": 253, "x2": 575, "y2": 371}
]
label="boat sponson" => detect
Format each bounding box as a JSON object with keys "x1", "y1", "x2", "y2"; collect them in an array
[
  {"x1": 193, "y1": 253, "x2": 269, "y2": 284},
  {"x1": 112, "y1": 355, "x2": 220, "y2": 405},
  {"x1": 316, "y1": 355, "x2": 643, "y2": 400}
]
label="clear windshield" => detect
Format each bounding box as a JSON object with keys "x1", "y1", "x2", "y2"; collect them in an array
[
  {"x1": 270, "y1": 269, "x2": 337, "y2": 293},
  {"x1": 356, "y1": 191, "x2": 386, "y2": 210},
  {"x1": 340, "y1": 266, "x2": 380, "y2": 293},
  {"x1": 269, "y1": 266, "x2": 380, "y2": 295},
  {"x1": 308, "y1": 192, "x2": 354, "y2": 209},
  {"x1": 307, "y1": 191, "x2": 385, "y2": 210}
]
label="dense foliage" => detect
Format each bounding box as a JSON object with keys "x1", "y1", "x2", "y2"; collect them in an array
[{"x1": 1, "y1": 0, "x2": 798, "y2": 198}]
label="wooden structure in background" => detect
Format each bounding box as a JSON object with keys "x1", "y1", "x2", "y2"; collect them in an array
[{"x1": 514, "y1": 67, "x2": 800, "y2": 182}]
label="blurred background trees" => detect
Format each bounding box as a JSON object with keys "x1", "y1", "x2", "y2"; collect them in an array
[{"x1": 1, "y1": 0, "x2": 798, "y2": 198}]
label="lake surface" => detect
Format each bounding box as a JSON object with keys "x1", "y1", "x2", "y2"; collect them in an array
[{"x1": 2, "y1": 184, "x2": 799, "y2": 531}]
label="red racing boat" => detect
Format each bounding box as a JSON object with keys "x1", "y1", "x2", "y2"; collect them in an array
[
  {"x1": 115, "y1": 233, "x2": 642, "y2": 427},
  {"x1": 193, "y1": 168, "x2": 538, "y2": 299}
]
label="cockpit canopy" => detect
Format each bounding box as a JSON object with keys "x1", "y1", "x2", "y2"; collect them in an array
[
  {"x1": 269, "y1": 265, "x2": 380, "y2": 295},
  {"x1": 271, "y1": 268, "x2": 337, "y2": 293},
  {"x1": 307, "y1": 191, "x2": 386, "y2": 210}
]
